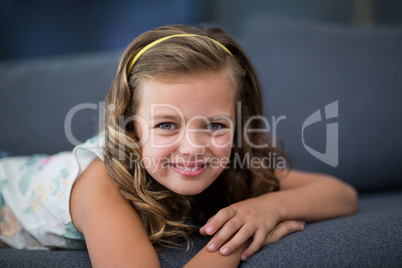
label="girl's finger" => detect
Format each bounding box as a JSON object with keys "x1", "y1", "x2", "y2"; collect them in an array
[
  {"x1": 206, "y1": 217, "x2": 243, "y2": 252},
  {"x1": 219, "y1": 224, "x2": 256, "y2": 256},
  {"x1": 202, "y1": 207, "x2": 236, "y2": 236},
  {"x1": 264, "y1": 220, "x2": 305, "y2": 245},
  {"x1": 240, "y1": 229, "x2": 266, "y2": 261},
  {"x1": 199, "y1": 217, "x2": 214, "y2": 235}
]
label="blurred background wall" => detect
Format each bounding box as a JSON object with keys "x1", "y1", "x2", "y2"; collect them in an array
[{"x1": 1, "y1": 0, "x2": 401, "y2": 61}]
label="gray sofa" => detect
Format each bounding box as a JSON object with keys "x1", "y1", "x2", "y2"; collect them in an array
[{"x1": 1, "y1": 16, "x2": 402, "y2": 267}]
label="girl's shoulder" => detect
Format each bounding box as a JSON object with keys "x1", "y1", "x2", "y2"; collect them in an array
[{"x1": 70, "y1": 158, "x2": 160, "y2": 266}]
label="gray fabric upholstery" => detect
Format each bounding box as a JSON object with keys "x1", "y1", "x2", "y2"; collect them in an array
[
  {"x1": 239, "y1": 17, "x2": 402, "y2": 192},
  {"x1": 1, "y1": 16, "x2": 401, "y2": 267},
  {"x1": 1, "y1": 191, "x2": 401, "y2": 267},
  {"x1": 0, "y1": 51, "x2": 121, "y2": 155},
  {"x1": 0, "y1": 249, "x2": 91, "y2": 267}
]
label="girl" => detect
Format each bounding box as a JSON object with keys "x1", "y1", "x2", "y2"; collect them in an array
[{"x1": 0, "y1": 25, "x2": 358, "y2": 267}]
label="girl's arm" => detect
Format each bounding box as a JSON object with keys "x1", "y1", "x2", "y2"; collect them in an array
[
  {"x1": 71, "y1": 158, "x2": 251, "y2": 267},
  {"x1": 184, "y1": 239, "x2": 250, "y2": 268},
  {"x1": 70, "y1": 158, "x2": 160, "y2": 268},
  {"x1": 200, "y1": 170, "x2": 358, "y2": 260},
  {"x1": 270, "y1": 170, "x2": 358, "y2": 221}
]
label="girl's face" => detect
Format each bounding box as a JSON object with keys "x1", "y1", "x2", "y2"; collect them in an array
[{"x1": 135, "y1": 71, "x2": 235, "y2": 195}]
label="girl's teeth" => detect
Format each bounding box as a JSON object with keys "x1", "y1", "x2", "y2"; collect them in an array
[{"x1": 175, "y1": 165, "x2": 202, "y2": 171}]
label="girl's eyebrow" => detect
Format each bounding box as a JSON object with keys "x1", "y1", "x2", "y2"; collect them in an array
[
  {"x1": 153, "y1": 114, "x2": 233, "y2": 121},
  {"x1": 153, "y1": 115, "x2": 181, "y2": 121},
  {"x1": 212, "y1": 115, "x2": 233, "y2": 121}
]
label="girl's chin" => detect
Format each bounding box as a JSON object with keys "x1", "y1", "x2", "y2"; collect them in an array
[{"x1": 171, "y1": 187, "x2": 205, "y2": 196}]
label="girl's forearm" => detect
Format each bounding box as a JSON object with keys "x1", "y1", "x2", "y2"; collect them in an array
[
  {"x1": 265, "y1": 175, "x2": 358, "y2": 222},
  {"x1": 184, "y1": 240, "x2": 249, "y2": 268}
]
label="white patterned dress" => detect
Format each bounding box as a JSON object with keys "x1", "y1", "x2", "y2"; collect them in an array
[{"x1": 0, "y1": 134, "x2": 104, "y2": 250}]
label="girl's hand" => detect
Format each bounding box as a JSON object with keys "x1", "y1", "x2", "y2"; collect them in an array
[{"x1": 199, "y1": 196, "x2": 305, "y2": 261}]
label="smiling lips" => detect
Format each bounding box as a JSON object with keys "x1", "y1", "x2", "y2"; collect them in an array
[{"x1": 169, "y1": 162, "x2": 209, "y2": 177}]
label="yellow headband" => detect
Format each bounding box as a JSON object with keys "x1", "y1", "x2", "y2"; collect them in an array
[{"x1": 127, "y1": 34, "x2": 233, "y2": 75}]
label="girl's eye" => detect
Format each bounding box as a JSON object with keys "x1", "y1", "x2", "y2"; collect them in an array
[
  {"x1": 157, "y1": 123, "x2": 176, "y2": 130},
  {"x1": 208, "y1": 123, "x2": 224, "y2": 131}
]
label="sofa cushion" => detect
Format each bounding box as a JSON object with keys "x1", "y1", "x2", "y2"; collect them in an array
[
  {"x1": 239, "y1": 17, "x2": 402, "y2": 192},
  {"x1": 1, "y1": 190, "x2": 401, "y2": 267}
]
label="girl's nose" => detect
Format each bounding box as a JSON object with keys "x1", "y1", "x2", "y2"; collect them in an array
[{"x1": 177, "y1": 130, "x2": 207, "y2": 157}]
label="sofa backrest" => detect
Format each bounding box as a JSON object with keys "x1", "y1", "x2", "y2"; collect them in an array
[
  {"x1": 239, "y1": 16, "x2": 402, "y2": 192},
  {"x1": 0, "y1": 51, "x2": 121, "y2": 155}
]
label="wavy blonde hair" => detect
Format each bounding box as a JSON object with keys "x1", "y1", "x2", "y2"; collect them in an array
[{"x1": 104, "y1": 25, "x2": 289, "y2": 249}]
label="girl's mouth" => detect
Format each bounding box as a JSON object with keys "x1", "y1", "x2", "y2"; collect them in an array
[
  {"x1": 169, "y1": 163, "x2": 209, "y2": 177},
  {"x1": 170, "y1": 163, "x2": 207, "y2": 171}
]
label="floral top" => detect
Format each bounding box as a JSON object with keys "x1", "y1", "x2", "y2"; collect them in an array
[{"x1": 0, "y1": 134, "x2": 104, "y2": 249}]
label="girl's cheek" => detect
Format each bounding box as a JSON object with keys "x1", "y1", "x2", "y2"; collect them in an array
[
  {"x1": 147, "y1": 146, "x2": 174, "y2": 158},
  {"x1": 210, "y1": 133, "x2": 233, "y2": 148},
  {"x1": 152, "y1": 134, "x2": 181, "y2": 147}
]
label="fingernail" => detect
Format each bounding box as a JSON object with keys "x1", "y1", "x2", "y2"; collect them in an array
[
  {"x1": 241, "y1": 254, "x2": 248, "y2": 261},
  {"x1": 206, "y1": 226, "x2": 214, "y2": 234},
  {"x1": 300, "y1": 223, "x2": 305, "y2": 230},
  {"x1": 208, "y1": 243, "x2": 216, "y2": 251},
  {"x1": 221, "y1": 247, "x2": 229, "y2": 255}
]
